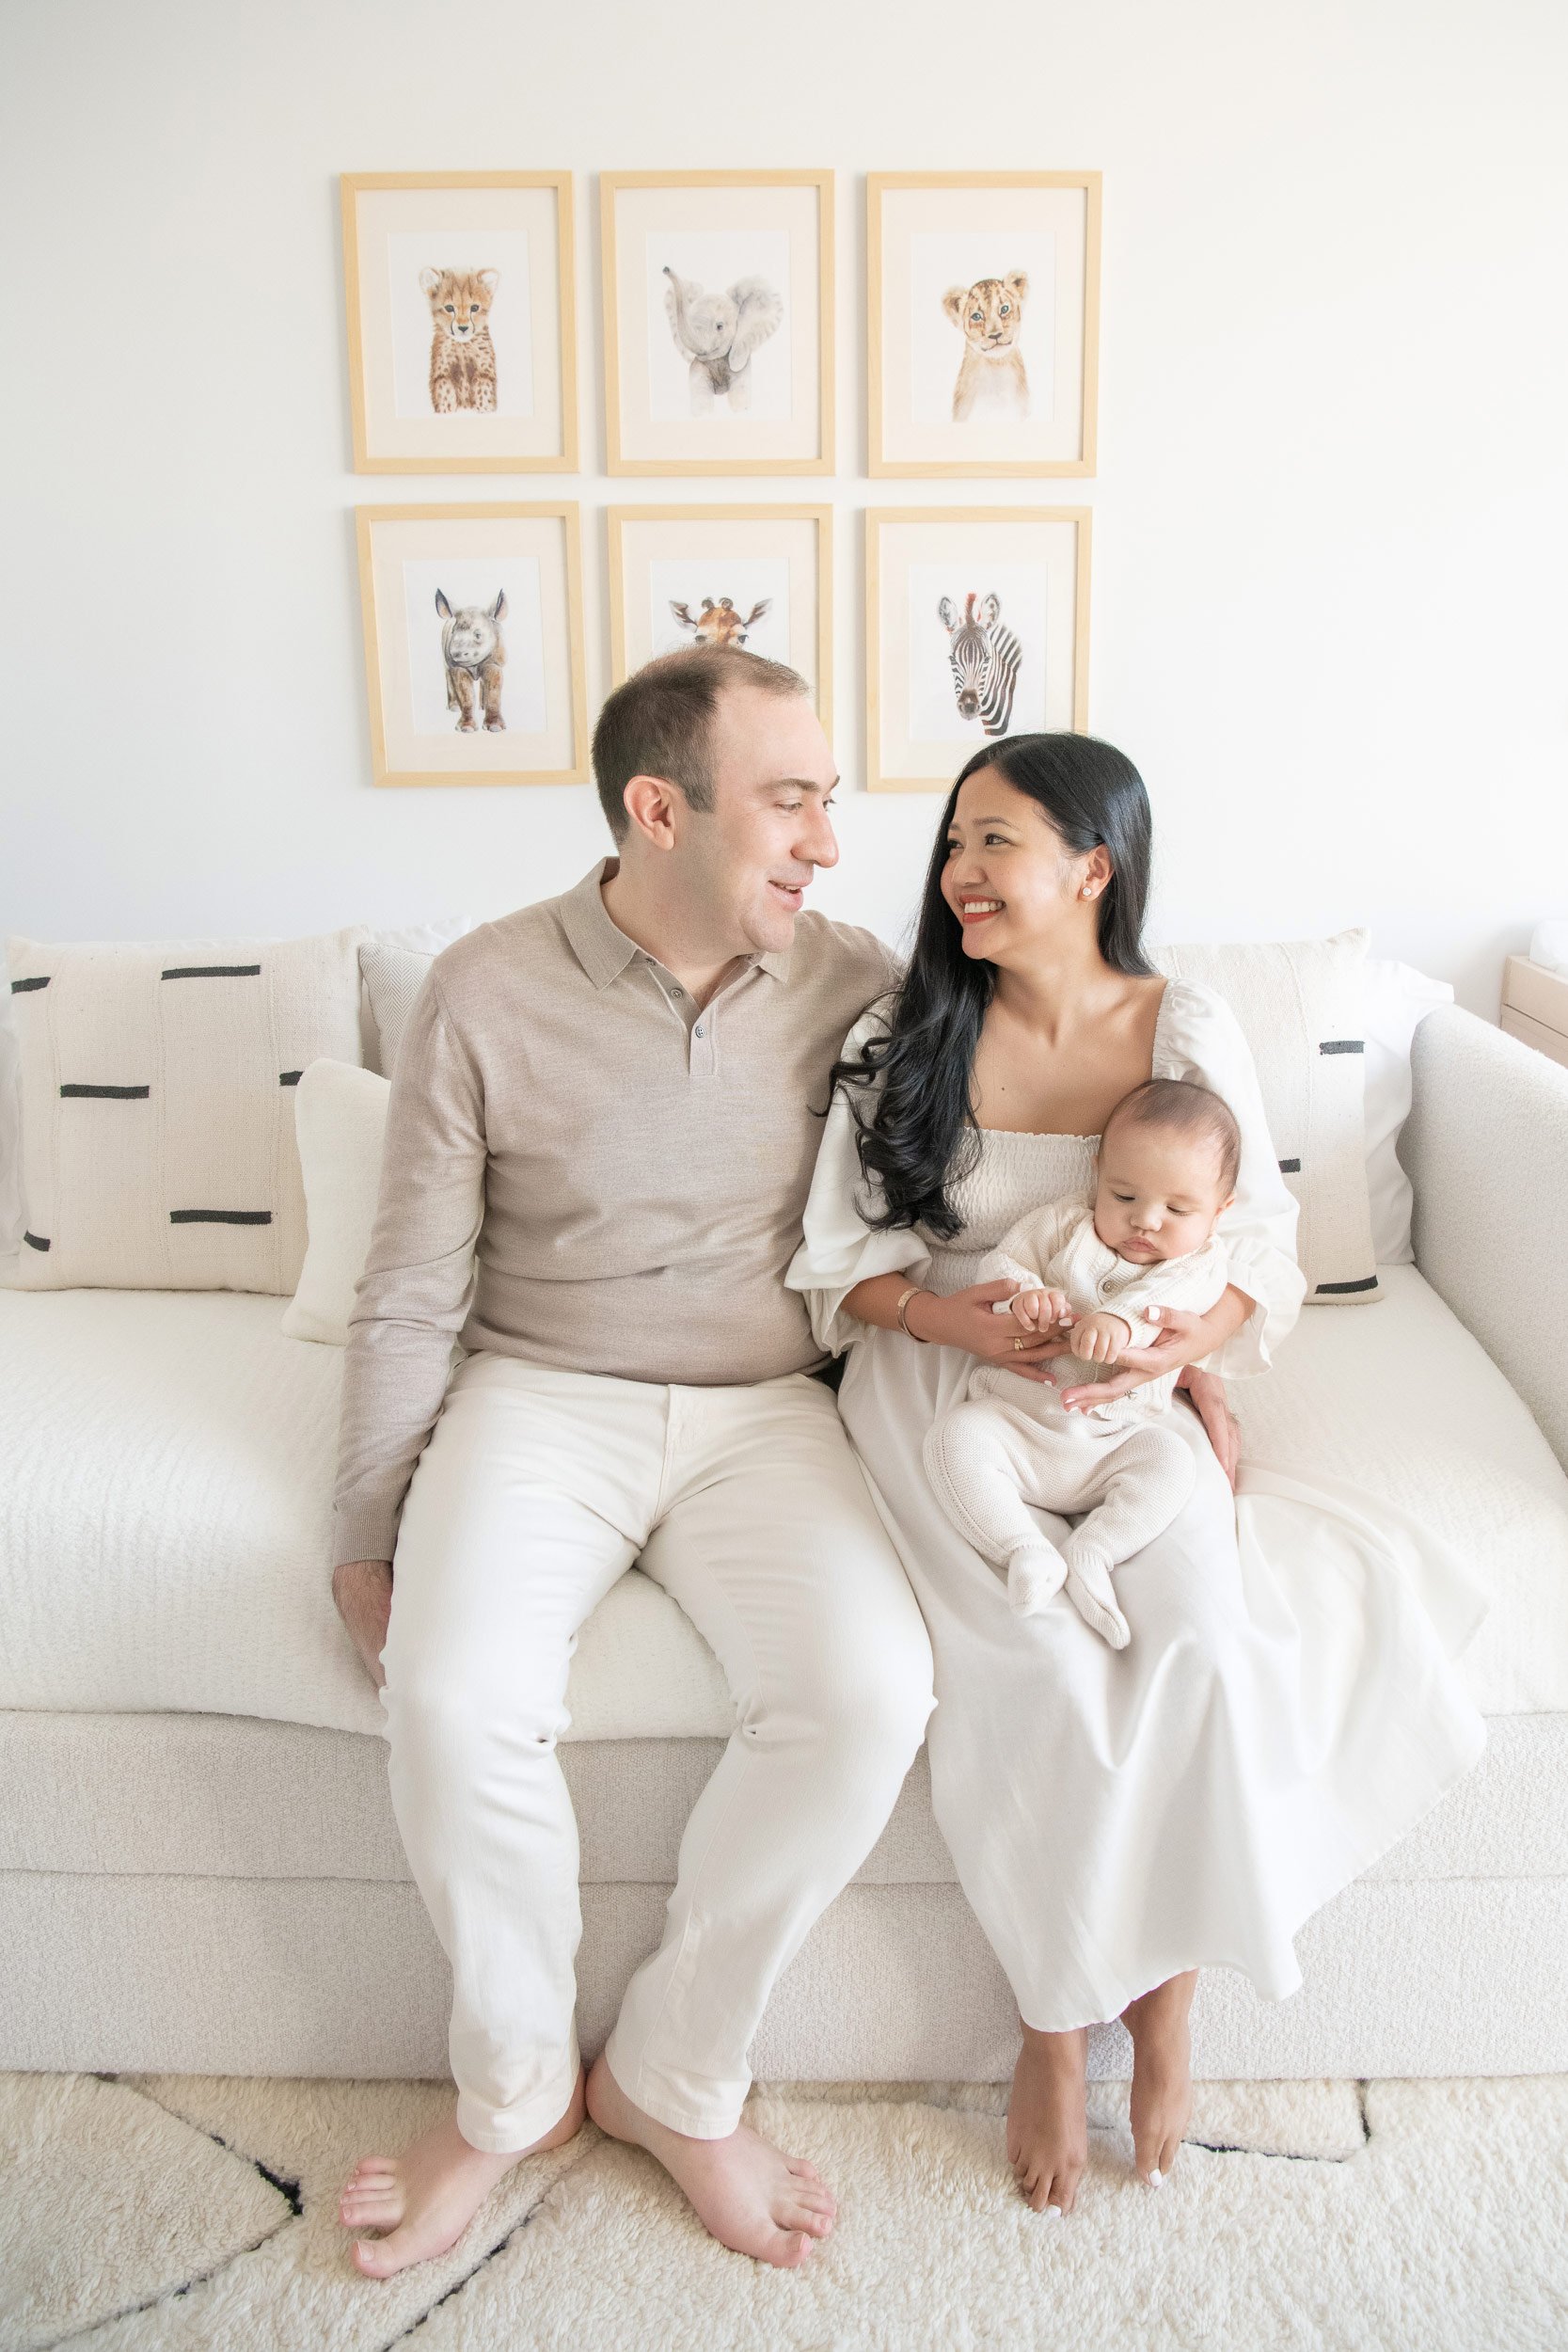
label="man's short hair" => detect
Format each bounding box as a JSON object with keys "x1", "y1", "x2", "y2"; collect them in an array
[
  {"x1": 1101, "y1": 1076, "x2": 1243, "y2": 1195},
  {"x1": 591, "y1": 646, "x2": 810, "y2": 843}
]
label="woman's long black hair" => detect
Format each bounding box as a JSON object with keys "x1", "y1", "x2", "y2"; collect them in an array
[{"x1": 830, "y1": 732, "x2": 1156, "y2": 1237}]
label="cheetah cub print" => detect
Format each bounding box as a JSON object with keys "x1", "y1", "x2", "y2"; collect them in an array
[
  {"x1": 419, "y1": 267, "x2": 499, "y2": 413},
  {"x1": 942, "y1": 271, "x2": 1029, "y2": 422}
]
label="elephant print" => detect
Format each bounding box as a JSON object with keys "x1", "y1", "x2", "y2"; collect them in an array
[{"x1": 662, "y1": 266, "x2": 783, "y2": 416}]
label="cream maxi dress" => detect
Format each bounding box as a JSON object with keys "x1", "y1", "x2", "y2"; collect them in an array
[{"x1": 786, "y1": 978, "x2": 1490, "y2": 2032}]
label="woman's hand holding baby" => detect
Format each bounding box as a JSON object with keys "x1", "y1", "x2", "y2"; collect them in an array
[{"x1": 907, "y1": 1279, "x2": 1060, "y2": 1382}]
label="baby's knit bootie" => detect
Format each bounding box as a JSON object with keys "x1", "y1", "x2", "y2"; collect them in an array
[
  {"x1": 1062, "y1": 1537, "x2": 1131, "y2": 1649},
  {"x1": 1007, "y1": 1543, "x2": 1068, "y2": 1618}
]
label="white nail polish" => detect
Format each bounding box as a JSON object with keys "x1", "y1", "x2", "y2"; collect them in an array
[
  {"x1": 1045, "y1": 2202, "x2": 1063, "y2": 2218},
  {"x1": 1148, "y1": 2168, "x2": 1164, "y2": 2188}
]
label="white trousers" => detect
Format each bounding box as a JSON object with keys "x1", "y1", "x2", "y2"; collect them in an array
[{"x1": 380, "y1": 1352, "x2": 935, "y2": 2150}]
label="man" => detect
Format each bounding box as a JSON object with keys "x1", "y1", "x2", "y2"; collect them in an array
[{"x1": 330, "y1": 646, "x2": 936, "y2": 2276}]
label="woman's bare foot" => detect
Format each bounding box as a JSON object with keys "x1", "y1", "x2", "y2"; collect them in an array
[
  {"x1": 1006, "y1": 2023, "x2": 1088, "y2": 2214},
  {"x1": 340, "y1": 2073, "x2": 586, "y2": 2278},
  {"x1": 586, "y1": 2052, "x2": 836, "y2": 2267},
  {"x1": 1121, "y1": 1970, "x2": 1196, "y2": 2185},
  {"x1": 331, "y1": 1559, "x2": 393, "y2": 1689}
]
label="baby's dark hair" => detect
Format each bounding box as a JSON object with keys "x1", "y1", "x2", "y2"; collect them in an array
[{"x1": 1100, "y1": 1077, "x2": 1242, "y2": 1196}]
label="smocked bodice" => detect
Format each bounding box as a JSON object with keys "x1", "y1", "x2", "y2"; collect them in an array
[{"x1": 928, "y1": 1131, "x2": 1098, "y2": 1295}]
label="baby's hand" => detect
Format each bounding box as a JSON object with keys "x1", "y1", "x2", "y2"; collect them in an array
[
  {"x1": 1069, "y1": 1311, "x2": 1132, "y2": 1364},
  {"x1": 1009, "y1": 1287, "x2": 1071, "y2": 1334}
]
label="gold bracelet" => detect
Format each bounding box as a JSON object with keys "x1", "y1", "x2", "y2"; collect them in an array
[{"x1": 895, "y1": 1285, "x2": 931, "y2": 1343}]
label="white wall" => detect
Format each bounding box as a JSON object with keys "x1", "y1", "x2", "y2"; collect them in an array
[{"x1": 4, "y1": 0, "x2": 1564, "y2": 1012}]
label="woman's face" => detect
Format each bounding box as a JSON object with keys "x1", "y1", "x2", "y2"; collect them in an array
[{"x1": 940, "y1": 767, "x2": 1105, "y2": 963}]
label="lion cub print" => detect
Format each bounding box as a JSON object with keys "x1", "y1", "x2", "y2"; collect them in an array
[
  {"x1": 419, "y1": 267, "x2": 499, "y2": 413},
  {"x1": 436, "y1": 589, "x2": 506, "y2": 732},
  {"x1": 942, "y1": 271, "x2": 1029, "y2": 421}
]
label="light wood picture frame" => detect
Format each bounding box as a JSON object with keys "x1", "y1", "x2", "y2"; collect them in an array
[
  {"x1": 342, "y1": 171, "x2": 579, "y2": 473},
  {"x1": 865, "y1": 507, "x2": 1092, "y2": 792},
  {"x1": 867, "y1": 171, "x2": 1101, "y2": 478},
  {"x1": 600, "y1": 170, "x2": 834, "y2": 476},
  {"x1": 607, "y1": 504, "x2": 833, "y2": 734},
  {"x1": 355, "y1": 502, "x2": 589, "y2": 787}
]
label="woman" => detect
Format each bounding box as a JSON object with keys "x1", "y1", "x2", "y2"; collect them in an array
[{"x1": 787, "y1": 734, "x2": 1487, "y2": 2217}]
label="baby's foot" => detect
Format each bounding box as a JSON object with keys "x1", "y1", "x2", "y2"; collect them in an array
[
  {"x1": 1007, "y1": 1542, "x2": 1068, "y2": 1617},
  {"x1": 1062, "y1": 1539, "x2": 1130, "y2": 1648},
  {"x1": 1006, "y1": 2024, "x2": 1088, "y2": 2214}
]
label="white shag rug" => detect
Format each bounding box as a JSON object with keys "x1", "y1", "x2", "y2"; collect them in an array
[{"x1": 3, "y1": 2070, "x2": 1565, "y2": 2351}]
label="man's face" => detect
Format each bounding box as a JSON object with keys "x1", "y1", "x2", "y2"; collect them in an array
[{"x1": 679, "y1": 684, "x2": 841, "y2": 955}]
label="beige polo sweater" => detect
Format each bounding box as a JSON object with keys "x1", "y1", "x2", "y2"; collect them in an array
[{"x1": 332, "y1": 863, "x2": 900, "y2": 1566}]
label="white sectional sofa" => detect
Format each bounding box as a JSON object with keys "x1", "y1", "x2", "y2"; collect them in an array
[{"x1": 3, "y1": 1003, "x2": 1567, "y2": 2087}]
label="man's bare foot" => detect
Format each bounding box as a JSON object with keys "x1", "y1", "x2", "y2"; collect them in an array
[
  {"x1": 1122, "y1": 1970, "x2": 1196, "y2": 2185},
  {"x1": 332, "y1": 1558, "x2": 393, "y2": 1690},
  {"x1": 586, "y1": 2052, "x2": 835, "y2": 2267},
  {"x1": 339, "y1": 2074, "x2": 586, "y2": 2278},
  {"x1": 1006, "y1": 2023, "x2": 1088, "y2": 2215}
]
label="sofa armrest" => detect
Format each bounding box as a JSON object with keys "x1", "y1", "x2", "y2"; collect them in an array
[{"x1": 1404, "y1": 1004, "x2": 1568, "y2": 1470}]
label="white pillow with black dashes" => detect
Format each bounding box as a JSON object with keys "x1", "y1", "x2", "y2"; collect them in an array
[
  {"x1": 4, "y1": 928, "x2": 369, "y2": 1295},
  {"x1": 1154, "y1": 929, "x2": 1380, "y2": 1304}
]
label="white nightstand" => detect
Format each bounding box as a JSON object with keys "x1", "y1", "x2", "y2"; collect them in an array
[{"x1": 1501, "y1": 956, "x2": 1568, "y2": 1070}]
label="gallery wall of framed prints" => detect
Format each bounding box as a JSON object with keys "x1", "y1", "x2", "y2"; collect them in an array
[{"x1": 341, "y1": 164, "x2": 1100, "y2": 793}]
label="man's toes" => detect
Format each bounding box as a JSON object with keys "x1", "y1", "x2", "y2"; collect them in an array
[
  {"x1": 341, "y1": 2190, "x2": 399, "y2": 2223},
  {"x1": 344, "y1": 2164, "x2": 394, "y2": 2194}
]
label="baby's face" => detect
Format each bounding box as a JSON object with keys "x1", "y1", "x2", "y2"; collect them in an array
[{"x1": 1093, "y1": 1126, "x2": 1232, "y2": 1264}]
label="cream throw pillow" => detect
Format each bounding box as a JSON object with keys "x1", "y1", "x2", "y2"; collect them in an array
[
  {"x1": 5, "y1": 928, "x2": 367, "y2": 1295},
  {"x1": 1155, "y1": 929, "x2": 1380, "y2": 1303},
  {"x1": 281, "y1": 1060, "x2": 390, "y2": 1345}
]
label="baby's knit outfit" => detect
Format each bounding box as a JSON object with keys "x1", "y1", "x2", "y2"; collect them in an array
[{"x1": 922, "y1": 1194, "x2": 1230, "y2": 1646}]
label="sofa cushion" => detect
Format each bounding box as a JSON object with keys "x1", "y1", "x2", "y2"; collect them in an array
[
  {"x1": 0, "y1": 1288, "x2": 732, "y2": 1740},
  {"x1": 1231, "y1": 1265, "x2": 1568, "y2": 1715},
  {"x1": 1, "y1": 1267, "x2": 1563, "y2": 1734}
]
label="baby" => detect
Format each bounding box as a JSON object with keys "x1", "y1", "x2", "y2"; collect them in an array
[{"x1": 923, "y1": 1077, "x2": 1239, "y2": 1649}]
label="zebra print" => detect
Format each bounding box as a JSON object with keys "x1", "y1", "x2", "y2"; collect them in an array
[{"x1": 941, "y1": 593, "x2": 1022, "y2": 738}]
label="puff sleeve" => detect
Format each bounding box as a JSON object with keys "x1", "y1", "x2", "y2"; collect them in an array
[
  {"x1": 785, "y1": 1009, "x2": 932, "y2": 1354},
  {"x1": 1153, "y1": 977, "x2": 1307, "y2": 1376}
]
